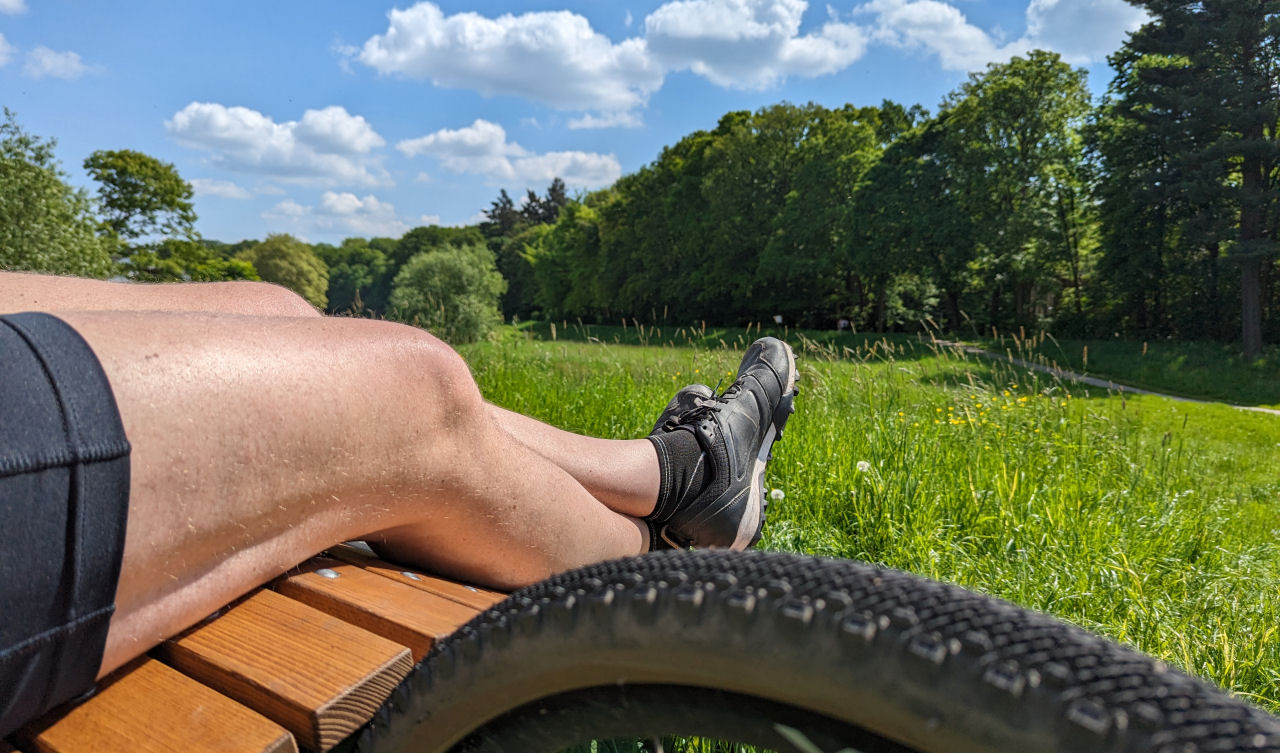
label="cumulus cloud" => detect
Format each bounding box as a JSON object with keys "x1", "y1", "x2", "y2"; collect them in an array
[
  {"x1": 0, "y1": 34, "x2": 13, "y2": 67},
  {"x1": 396, "y1": 119, "x2": 621, "y2": 188},
  {"x1": 855, "y1": 0, "x2": 1148, "y2": 71},
  {"x1": 263, "y1": 192, "x2": 415, "y2": 237},
  {"x1": 357, "y1": 3, "x2": 663, "y2": 116},
  {"x1": 355, "y1": 1, "x2": 869, "y2": 124},
  {"x1": 166, "y1": 103, "x2": 390, "y2": 187},
  {"x1": 353, "y1": 0, "x2": 1144, "y2": 125},
  {"x1": 0, "y1": 0, "x2": 26, "y2": 14},
  {"x1": 191, "y1": 178, "x2": 253, "y2": 200},
  {"x1": 294, "y1": 106, "x2": 385, "y2": 154},
  {"x1": 644, "y1": 0, "x2": 867, "y2": 89},
  {"x1": 1024, "y1": 0, "x2": 1149, "y2": 65},
  {"x1": 23, "y1": 47, "x2": 93, "y2": 79}
]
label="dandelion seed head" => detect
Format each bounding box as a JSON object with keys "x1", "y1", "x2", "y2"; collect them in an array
[
  {"x1": 856, "y1": 460, "x2": 872, "y2": 473},
  {"x1": 769, "y1": 488, "x2": 785, "y2": 500}
]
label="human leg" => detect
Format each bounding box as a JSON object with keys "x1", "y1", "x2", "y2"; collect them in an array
[
  {"x1": 485, "y1": 405, "x2": 661, "y2": 518},
  {"x1": 0, "y1": 270, "x2": 320, "y2": 318},
  {"x1": 47, "y1": 310, "x2": 646, "y2": 681}
]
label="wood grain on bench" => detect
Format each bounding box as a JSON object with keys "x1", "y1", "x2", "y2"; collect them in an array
[
  {"x1": 5, "y1": 547, "x2": 504, "y2": 753},
  {"x1": 327, "y1": 543, "x2": 506, "y2": 611},
  {"x1": 22, "y1": 659, "x2": 296, "y2": 753},
  {"x1": 275, "y1": 557, "x2": 481, "y2": 661},
  {"x1": 159, "y1": 588, "x2": 414, "y2": 751}
]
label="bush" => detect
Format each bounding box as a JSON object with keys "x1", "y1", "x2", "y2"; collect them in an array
[
  {"x1": 237, "y1": 234, "x2": 328, "y2": 308},
  {"x1": 389, "y1": 242, "x2": 507, "y2": 343}
]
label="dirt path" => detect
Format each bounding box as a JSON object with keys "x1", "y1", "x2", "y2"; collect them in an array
[{"x1": 936, "y1": 340, "x2": 1280, "y2": 417}]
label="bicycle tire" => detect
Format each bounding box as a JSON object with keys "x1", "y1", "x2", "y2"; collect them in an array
[{"x1": 352, "y1": 550, "x2": 1280, "y2": 753}]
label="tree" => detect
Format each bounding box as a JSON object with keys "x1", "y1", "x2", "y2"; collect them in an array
[
  {"x1": 1119, "y1": 1, "x2": 1280, "y2": 354},
  {"x1": 939, "y1": 51, "x2": 1092, "y2": 330},
  {"x1": 315, "y1": 237, "x2": 391, "y2": 315},
  {"x1": 83, "y1": 149, "x2": 197, "y2": 242},
  {"x1": 0, "y1": 110, "x2": 115, "y2": 277},
  {"x1": 389, "y1": 242, "x2": 507, "y2": 343},
  {"x1": 237, "y1": 234, "x2": 329, "y2": 309},
  {"x1": 127, "y1": 239, "x2": 259, "y2": 283}
]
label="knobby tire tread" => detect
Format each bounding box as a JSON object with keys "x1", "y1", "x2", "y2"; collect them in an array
[{"x1": 353, "y1": 550, "x2": 1280, "y2": 753}]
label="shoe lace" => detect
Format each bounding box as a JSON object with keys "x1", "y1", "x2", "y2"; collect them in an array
[{"x1": 660, "y1": 379, "x2": 737, "y2": 431}]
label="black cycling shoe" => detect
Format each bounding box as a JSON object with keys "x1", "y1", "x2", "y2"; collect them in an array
[
  {"x1": 651, "y1": 337, "x2": 797, "y2": 550},
  {"x1": 650, "y1": 383, "x2": 713, "y2": 435}
]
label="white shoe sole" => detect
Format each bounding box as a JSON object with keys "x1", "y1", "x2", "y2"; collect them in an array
[{"x1": 730, "y1": 341, "x2": 797, "y2": 550}]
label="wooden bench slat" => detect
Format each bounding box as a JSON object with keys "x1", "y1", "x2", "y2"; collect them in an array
[
  {"x1": 328, "y1": 544, "x2": 507, "y2": 610},
  {"x1": 158, "y1": 589, "x2": 412, "y2": 752},
  {"x1": 275, "y1": 557, "x2": 481, "y2": 661},
  {"x1": 21, "y1": 659, "x2": 295, "y2": 753}
]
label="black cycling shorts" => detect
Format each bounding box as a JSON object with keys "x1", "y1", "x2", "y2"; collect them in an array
[{"x1": 0, "y1": 312, "x2": 130, "y2": 738}]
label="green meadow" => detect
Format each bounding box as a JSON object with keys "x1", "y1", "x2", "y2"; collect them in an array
[{"x1": 461, "y1": 328, "x2": 1280, "y2": 714}]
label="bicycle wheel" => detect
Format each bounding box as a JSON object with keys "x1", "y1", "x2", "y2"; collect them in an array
[{"x1": 352, "y1": 550, "x2": 1280, "y2": 753}]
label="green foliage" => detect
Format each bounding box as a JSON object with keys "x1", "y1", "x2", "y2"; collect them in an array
[
  {"x1": 127, "y1": 238, "x2": 258, "y2": 282},
  {"x1": 0, "y1": 110, "x2": 115, "y2": 277},
  {"x1": 236, "y1": 234, "x2": 328, "y2": 308},
  {"x1": 481, "y1": 179, "x2": 573, "y2": 319},
  {"x1": 393, "y1": 224, "x2": 484, "y2": 268},
  {"x1": 83, "y1": 148, "x2": 197, "y2": 241},
  {"x1": 1097, "y1": 1, "x2": 1280, "y2": 354},
  {"x1": 315, "y1": 237, "x2": 391, "y2": 314},
  {"x1": 389, "y1": 242, "x2": 507, "y2": 343}
]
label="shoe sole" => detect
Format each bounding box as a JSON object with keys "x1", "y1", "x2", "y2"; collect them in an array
[{"x1": 730, "y1": 340, "x2": 798, "y2": 550}]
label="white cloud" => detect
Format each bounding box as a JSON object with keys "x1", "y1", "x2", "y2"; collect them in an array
[
  {"x1": 420, "y1": 214, "x2": 442, "y2": 225},
  {"x1": 166, "y1": 103, "x2": 391, "y2": 187},
  {"x1": 0, "y1": 34, "x2": 13, "y2": 67},
  {"x1": 355, "y1": 1, "x2": 869, "y2": 125},
  {"x1": 295, "y1": 106, "x2": 385, "y2": 154},
  {"x1": 645, "y1": 0, "x2": 867, "y2": 89},
  {"x1": 263, "y1": 192, "x2": 416, "y2": 237},
  {"x1": 356, "y1": 3, "x2": 663, "y2": 116},
  {"x1": 191, "y1": 178, "x2": 252, "y2": 200},
  {"x1": 23, "y1": 46, "x2": 92, "y2": 79},
  {"x1": 414, "y1": 171, "x2": 431, "y2": 182},
  {"x1": 855, "y1": 0, "x2": 1148, "y2": 71},
  {"x1": 1024, "y1": 0, "x2": 1149, "y2": 65},
  {"x1": 855, "y1": 0, "x2": 1019, "y2": 70},
  {"x1": 568, "y1": 111, "x2": 643, "y2": 130},
  {"x1": 397, "y1": 119, "x2": 621, "y2": 188},
  {"x1": 0, "y1": 0, "x2": 26, "y2": 14},
  {"x1": 354, "y1": 0, "x2": 1137, "y2": 125}
]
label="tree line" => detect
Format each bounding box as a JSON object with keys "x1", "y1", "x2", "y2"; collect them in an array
[
  {"x1": 2, "y1": 2, "x2": 1277, "y2": 352},
  {"x1": 492, "y1": 2, "x2": 1279, "y2": 355}
]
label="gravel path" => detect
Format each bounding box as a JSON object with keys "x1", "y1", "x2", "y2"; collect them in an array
[{"x1": 935, "y1": 340, "x2": 1280, "y2": 417}]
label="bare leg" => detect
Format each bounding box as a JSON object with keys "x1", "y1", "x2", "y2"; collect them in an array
[
  {"x1": 0, "y1": 272, "x2": 667, "y2": 519},
  {"x1": 486, "y1": 404, "x2": 660, "y2": 518},
  {"x1": 52, "y1": 311, "x2": 647, "y2": 679},
  {"x1": 0, "y1": 270, "x2": 320, "y2": 318}
]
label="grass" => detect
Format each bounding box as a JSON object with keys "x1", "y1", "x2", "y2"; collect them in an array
[
  {"x1": 461, "y1": 328, "x2": 1280, "y2": 714},
  {"x1": 516, "y1": 318, "x2": 1280, "y2": 408},
  {"x1": 970, "y1": 330, "x2": 1280, "y2": 409}
]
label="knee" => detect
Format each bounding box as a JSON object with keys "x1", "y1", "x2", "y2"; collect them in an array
[{"x1": 378, "y1": 322, "x2": 486, "y2": 429}]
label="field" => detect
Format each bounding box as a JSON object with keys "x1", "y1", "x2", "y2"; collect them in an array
[{"x1": 461, "y1": 326, "x2": 1280, "y2": 714}]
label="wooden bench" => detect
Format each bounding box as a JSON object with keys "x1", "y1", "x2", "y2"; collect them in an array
[{"x1": 5, "y1": 544, "x2": 507, "y2": 753}]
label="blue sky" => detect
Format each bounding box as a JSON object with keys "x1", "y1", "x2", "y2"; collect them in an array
[{"x1": 0, "y1": 0, "x2": 1147, "y2": 244}]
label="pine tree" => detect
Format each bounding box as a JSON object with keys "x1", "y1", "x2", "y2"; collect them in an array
[{"x1": 1122, "y1": 1, "x2": 1280, "y2": 354}]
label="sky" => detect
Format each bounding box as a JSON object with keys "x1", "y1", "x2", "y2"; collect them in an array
[{"x1": 0, "y1": 0, "x2": 1149, "y2": 245}]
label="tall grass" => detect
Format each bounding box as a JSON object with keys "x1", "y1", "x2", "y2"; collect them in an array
[{"x1": 462, "y1": 330, "x2": 1280, "y2": 713}]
